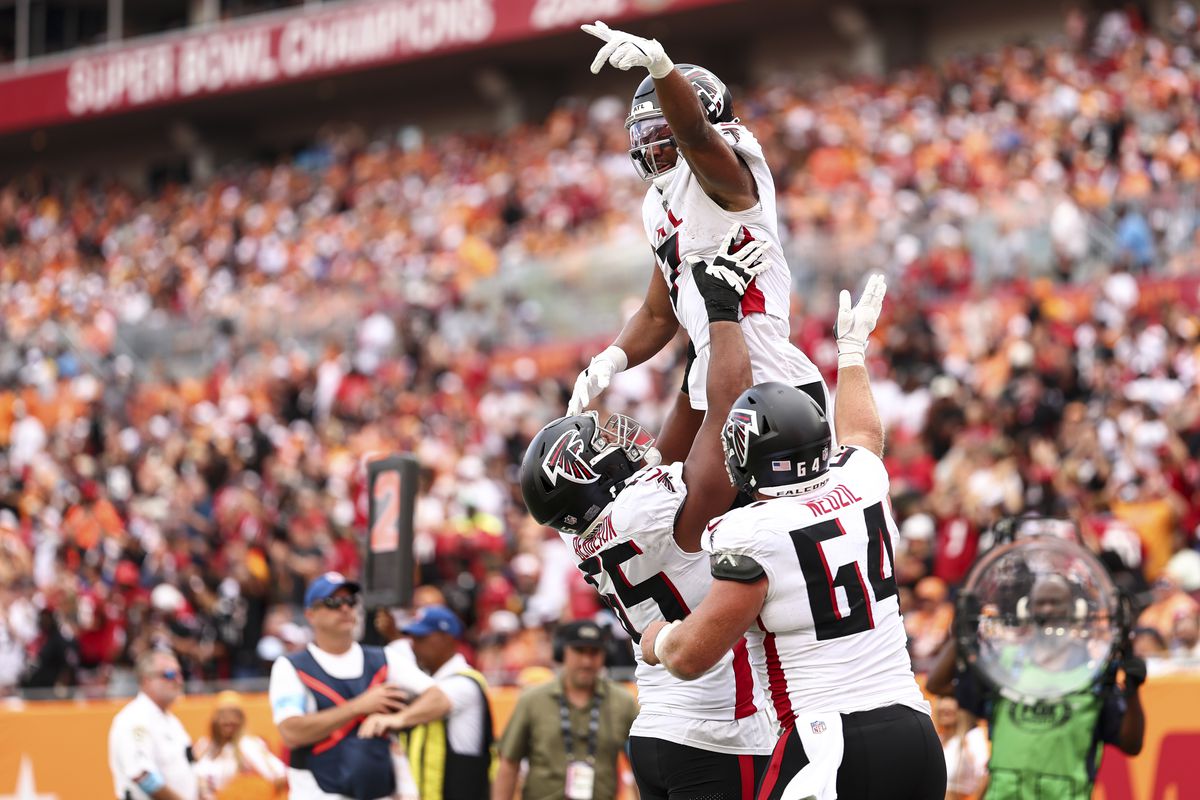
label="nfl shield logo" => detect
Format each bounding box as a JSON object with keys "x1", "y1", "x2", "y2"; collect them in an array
[{"x1": 810, "y1": 720, "x2": 826, "y2": 734}]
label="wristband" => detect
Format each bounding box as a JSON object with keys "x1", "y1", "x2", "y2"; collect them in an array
[
  {"x1": 652, "y1": 620, "x2": 682, "y2": 666},
  {"x1": 136, "y1": 771, "x2": 166, "y2": 794},
  {"x1": 706, "y1": 306, "x2": 740, "y2": 324},
  {"x1": 649, "y1": 53, "x2": 675, "y2": 80},
  {"x1": 597, "y1": 345, "x2": 628, "y2": 373},
  {"x1": 837, "y1": 351, "x2": 866, "y2": 369}
]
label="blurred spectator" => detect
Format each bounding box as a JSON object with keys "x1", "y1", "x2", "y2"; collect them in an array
[
  {"x1": 195, "y1": 690, "x2": 287, "y2": 799},
  {"x1": 1169, "y1": 609, "x2": 1200, "y2": 660},
  {"x1": 0, "y1": 8, "x2": 1199, "y2": 691},
  {"x1": 934, "y1": 696, "x2": 989, "y2": 800},
  {"x1": 19, "y1": 607, "x2": 76, "y2": 692},
  {"x1": 1137, "y1": 552, "x2": 1200, "y2": 641},
  {"x1": 905, "y1": 576, "x2": 954, "y2": 667}
]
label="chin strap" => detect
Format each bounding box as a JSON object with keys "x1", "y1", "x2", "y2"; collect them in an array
[{"x1": 643, "y1": 447, "x2": 662, "y2": 468}]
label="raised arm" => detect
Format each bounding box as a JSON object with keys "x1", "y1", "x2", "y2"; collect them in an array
[
  {"x1": 582, "y1": 21, "x2": 757, "y2": 210},
  {"x1": 672, "y1": 227, "x2": 768, "y2": 551},
  {"x1": 833, "y1": 275, "x2": 887, "y2": 458},
  {"x1": 652, "y1": 67, "x2": 757, "y2": 210}
]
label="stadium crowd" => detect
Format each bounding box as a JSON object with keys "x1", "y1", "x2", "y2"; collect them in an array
[{"x1": 2, "y1": 5, "x2": 1200, "y2": 697}]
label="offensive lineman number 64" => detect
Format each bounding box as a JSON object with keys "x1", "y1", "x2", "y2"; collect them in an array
[{"x1": 577, "y1": 501, "x2": 898, "y2": 644}]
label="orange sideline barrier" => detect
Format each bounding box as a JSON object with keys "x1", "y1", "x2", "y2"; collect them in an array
[{"x1": 1, "y1": 674, "x2": 1198, "y2": 799}]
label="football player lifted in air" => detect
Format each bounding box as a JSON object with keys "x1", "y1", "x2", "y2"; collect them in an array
[
  {"x1": 567, "y1": 20, "x2": 827, "y2": 463},
  {"x1": 521, "y1": 224, "x2": 776, "y2": 800},
  {"x1": 642, "y1": 276, "x2": 947, "y2": 800}
]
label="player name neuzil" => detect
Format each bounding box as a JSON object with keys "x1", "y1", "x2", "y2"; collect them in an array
[{"x1": 802, "y1": 484, "x2": 863, "y2": 516}]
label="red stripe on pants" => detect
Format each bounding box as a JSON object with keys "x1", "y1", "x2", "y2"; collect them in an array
[
  {"x1": 756, "y1": 727, "x2": 793, "y2": 800},
  {"x1": 739, "y1": 753, "x2": 756, "y2": 799}
]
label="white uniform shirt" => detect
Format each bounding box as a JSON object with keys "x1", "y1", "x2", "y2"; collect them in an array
[
  {"x1": 702, "y1": 446, "x2": 930, "y2": 728},
  {"x1": 430, "y1": 652, "x2": 488, "y2": 756},
  {"x1": 562, "y1": 462, "x2": 775, "y2": 754},
  {"x1": 641, "y1": 123, "x2": 821, "y2": 408},
  {"x1": 269, "y1": 642, "x2": 434, "y2": 800},
  {"x1": 943, "y1": 726, "x2": 990, "y2": 796},
  {"x1": 108, "y1": 692, "x2": 198, "y2": 800},
  {"x1": 194, "y1": 735, "x2": 286, "y2": 796}
]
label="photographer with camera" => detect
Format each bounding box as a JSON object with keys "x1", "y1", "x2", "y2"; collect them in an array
[{"x1": 927, "y1": 560, "x2": 1146, "y2": 800}]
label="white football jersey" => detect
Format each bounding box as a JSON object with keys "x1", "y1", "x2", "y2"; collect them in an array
[
  {"x1": 561, "y1": 461, "x2": 775, "y2": 754},
  {"x1": 701, "y1": 446, "x2": 930, "y2": 728},
  {"x1": 641, "y1": 123, "x2": 821, "y2": 408}
]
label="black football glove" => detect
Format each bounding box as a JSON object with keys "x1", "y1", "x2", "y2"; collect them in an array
[{"x1": 688, "y1": 223, "x2": 771, "y2": 324}]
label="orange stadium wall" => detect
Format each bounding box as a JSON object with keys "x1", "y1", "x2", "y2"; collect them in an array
[{"x1": 1, "y1": 675, "x2": 1198, "y2": 799}]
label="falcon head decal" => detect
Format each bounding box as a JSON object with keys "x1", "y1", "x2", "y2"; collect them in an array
[
  {"x1": 722, "y1": 409, "x2": 759, "y2": 469},
  {"x1": 541, "y1": 429, "x2": 600, "y2": 486}
]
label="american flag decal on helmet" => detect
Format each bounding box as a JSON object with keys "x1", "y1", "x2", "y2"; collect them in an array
[
  {"x1": 722, "y1": 409, "x2": 759, "y2": 468},
  {"x1": 541, "y1": 429, "x2": 600, "y2": 486}
]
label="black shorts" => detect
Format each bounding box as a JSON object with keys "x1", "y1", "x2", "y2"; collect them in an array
[
  {"x1": 629, "y1": 735, "x2": 768, "y2": 800},
  {"x1": 757, "y1": 705, "x2": 946, "y2": 800}
]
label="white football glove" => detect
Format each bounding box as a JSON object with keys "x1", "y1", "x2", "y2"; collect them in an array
[
  {"x1": 685, "y1": 223, "x2": 772, "y2": 297},
  {"x1": 582, "y1": 20, "x2": 674, "y2": 79},
  {"x1": 567, "y1": 345, "x2": 628, "y2": 416},
  {"x1": 836, "y1": 274, "x2": 887, "y2": 369}
]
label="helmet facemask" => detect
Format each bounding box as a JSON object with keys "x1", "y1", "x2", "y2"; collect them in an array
[
  {"x1": 627, "y1": 116, "x2": 679, "y2": 181},
  {"x1": 520, "y1": 412, "x2": 659, "y2": 538},
  {"x1": 588, "y1": 411, "x2": 660, "y2": 467}
]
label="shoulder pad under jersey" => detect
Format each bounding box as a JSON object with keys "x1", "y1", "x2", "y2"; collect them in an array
[{"x1": 709, "y1": 550, "x2": 767, "y2": 583}]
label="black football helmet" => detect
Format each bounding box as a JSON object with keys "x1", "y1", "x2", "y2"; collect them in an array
[
  {"x1": 625, "y1": 64, "x2": 735, "y2": 181},
  {"x1": 520, "y1": 411, "x2": 658, "y2": 536},
  {"x1": 722, "y1": 382, "x2": 832, "y2": 497}
]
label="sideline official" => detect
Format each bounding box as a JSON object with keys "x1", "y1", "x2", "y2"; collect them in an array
[
  {"x1": 108, "y1": 649, "x2": 198, "y2": 800},
  {"x1": 360, "y1": 605, "x2": 495, "y2": 799},
  {"x1": 493, "y1": 621, "x2": 638, "y2": 800},
  {"x1": 269, "y1": 572, "x2": 450, "y2": 800}
]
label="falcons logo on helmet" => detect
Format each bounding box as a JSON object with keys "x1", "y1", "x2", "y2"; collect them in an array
[
  {"x1": 681, "y1": 66, "x2": 725, "y2": 120},
  {"x1": 541, "y1": 429, "x2": 600, "y2": 486},
  {"x1": 722, "y1": 409, "x2": 759, "y2": 468}
]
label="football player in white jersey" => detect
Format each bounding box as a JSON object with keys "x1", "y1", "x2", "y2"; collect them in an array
[
  {"x1": 520, "y1": 226, "x2": 776, "y2": 799},
  {"x1": 566, "y1": 20, "x2": 828, "y2": 463},
  {"x1": 643, "y1": 276, "x2": 947, "y2": 800}
]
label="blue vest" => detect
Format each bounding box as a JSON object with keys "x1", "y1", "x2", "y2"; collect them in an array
[{"x1": 286, "y1": 646, "x2": 396, "y2": 800}]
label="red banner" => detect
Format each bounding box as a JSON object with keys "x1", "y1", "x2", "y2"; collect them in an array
[{"x1": 0, "y1": 0, "x2": 732, "y2": 134}]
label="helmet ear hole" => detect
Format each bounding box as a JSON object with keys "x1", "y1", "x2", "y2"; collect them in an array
[{"x1": 1016, "y1": 596, "x2": 1029, "y2": 622}]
